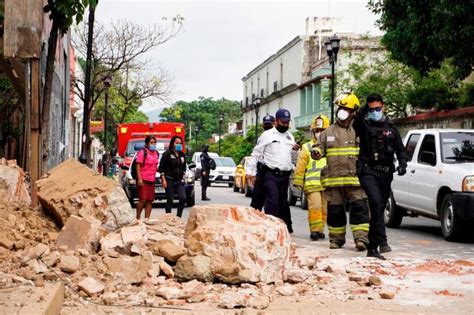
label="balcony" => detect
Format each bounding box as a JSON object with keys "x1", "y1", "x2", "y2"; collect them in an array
[{"x1": 294, "y1": 109, "x2": 331, "y2": 129}]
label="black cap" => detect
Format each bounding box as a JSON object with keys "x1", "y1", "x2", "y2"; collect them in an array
[{"x1": 262, "y1": 115, "x2": 275, "y2": 124}]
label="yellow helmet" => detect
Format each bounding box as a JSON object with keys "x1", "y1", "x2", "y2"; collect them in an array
[
  {"x1": 310, "y1": 114, "x2": 330, "y2": 130},
  {"x1": 334, "y1": 93, "x2": 360, "y2": 111}
]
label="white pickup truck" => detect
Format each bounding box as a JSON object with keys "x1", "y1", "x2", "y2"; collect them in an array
[{"x1": 386, "y1": 129, "x2": 474, "y2": 241}]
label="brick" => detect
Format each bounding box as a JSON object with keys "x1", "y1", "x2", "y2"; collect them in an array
[{"x1": 77, "y1": 277, "x2": 105, "y2": 297}]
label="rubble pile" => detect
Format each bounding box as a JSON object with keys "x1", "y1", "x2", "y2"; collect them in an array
[{"x1": 0, "y1": 158, "x2": 31, "y2": 205}]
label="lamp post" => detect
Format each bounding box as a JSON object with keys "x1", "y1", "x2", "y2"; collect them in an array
[
  {"x1": 218, "y1": 113, "x2": 224, "y2": 155},
  {"x1": 102, "y1": 76, "x2": 112, "y2": 176},
  {"x1": 79, "y1": 0, "x2": 98, "y2": 165},
  {"x1": 325, "y1": 34, "x2": 340, "y2": 124},
  {"x1": 194, "y1": 126, "x2": 199, "y2": 153},
  {"x1": 254, "y1": 97, "x2": 262, "y2": 144}
]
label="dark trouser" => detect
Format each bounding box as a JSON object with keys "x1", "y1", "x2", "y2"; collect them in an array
[
  {"x1": 250, "y1": 169, "x2": 266, "y2": 211},
  {"x1": 359, "y1": 166, "x2": 393, "y2": 250},
  {"x1": 201, "y1": 172, "x2": 210, "y2": 199},
  {"x1": 264, "y1": 172, "x2": 293, "y2": 233},
  {"x1": 165, "y1": 179, "x2": 186, "y2": 217}
]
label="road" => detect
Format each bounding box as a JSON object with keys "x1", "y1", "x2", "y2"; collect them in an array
[{"x1": 150, "y1": 183, "x2": 474, "y2": 260}]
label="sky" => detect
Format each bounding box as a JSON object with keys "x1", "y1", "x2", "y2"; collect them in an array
[{"x1": 96, "y1": 1, "x2": 381, "y2": 112}]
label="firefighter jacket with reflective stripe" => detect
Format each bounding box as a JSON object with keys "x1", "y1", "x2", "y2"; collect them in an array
[
  {"x1": 313, "y1": 122, "x2": 360, "y2": 187},
  {"x1": 293, "y1": 140, "x2": 327, "y2": 193}
]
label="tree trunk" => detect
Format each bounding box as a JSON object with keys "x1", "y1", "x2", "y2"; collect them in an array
[{"x1": 41, "y1": 20, "x2": 60, "y2": 173}]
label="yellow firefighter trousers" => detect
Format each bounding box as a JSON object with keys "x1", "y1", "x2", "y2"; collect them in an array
[{"x1": 307, "y1": 191, "x2": 327, "y2": 233}]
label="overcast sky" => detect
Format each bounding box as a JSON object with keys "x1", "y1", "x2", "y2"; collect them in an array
[{"x1": 97, "y1": 1, "x2": 381, "y2": 111}]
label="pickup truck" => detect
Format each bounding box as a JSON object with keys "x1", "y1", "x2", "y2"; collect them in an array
[{"x1": 386, "y1": 129, "x2": 474, "y2": 241}]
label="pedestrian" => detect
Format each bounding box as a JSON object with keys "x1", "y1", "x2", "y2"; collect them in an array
[
  {"x1": 353, "y1": 93, "x2": 408, "y2": 260},
  {"x1": 250, "y1": 114, "x2": 275, "y2": 211},
  {"x1": 200, "y1": 144, "x2": 211, "y2": 201},
  {"x1": 159, "y1": 136, "x2": 187, "y2": 217},
  {"x1": 246, "y1": 108, "x2": 300, "y2": 233},
  {"x1": 293, "y1": 114, "x2": 329, "y2": 240},
  {"x1": 311, "y1": 93, "x2": 370, "y2": 251},
  {"x1": 135, "y1": 135, "x2": 159, "y2": 221}
]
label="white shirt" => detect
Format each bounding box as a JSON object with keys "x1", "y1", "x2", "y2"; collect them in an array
[{"x1": 246, "y1": 127, "x2": 296, "y2": 176}]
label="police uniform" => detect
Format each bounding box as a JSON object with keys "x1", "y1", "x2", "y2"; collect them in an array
[
  {"x1": 354, "y1": 104, "x2": 408, "y2": 256},
  {"x1": 250, "y1": 115, "x2": 275, "y2": 211},
  {"x1": 200, "y1": 146, "x2": 211, "y2": 200},
  {"x1": 247, "y1": 109, "x2": 297, "y2": 233}
]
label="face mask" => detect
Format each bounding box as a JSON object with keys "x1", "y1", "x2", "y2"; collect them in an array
[
  {"x1": 313, "y1": 131, "x2": 321, "y2": 141},
  {"x1": 263, "y1": 124, "x2": 273, "y2": 131},
  {"x1": 276, "y1": 124, "x2": 289, "y2": 133},
  {"x1": 148, "y1": 145, "x2": 156, "y2": 151},
  {"x1": 368, "y1": 111, "x2": 384, "y2": 121},
  {"x1": 175, "y1": 144, "x2": 183, "y2": 152},
  {"x1": 337, "y1": 109, "x2": 350, "y2": 121}
]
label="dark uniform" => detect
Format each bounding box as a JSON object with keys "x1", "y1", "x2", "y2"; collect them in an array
[
  {"x1": 354, "y1": 104, "x2": 408, "y2": 257},
  {"x1": 250, "y1": 115, "x2": 275, "y2": 211},
  {"x1": 200, "y1": 146, "x2": 211, "y2": 201}
]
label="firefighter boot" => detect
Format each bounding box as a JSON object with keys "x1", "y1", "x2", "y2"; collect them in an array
[{"x1": 380, "y1": 242, "x2": 392, "y2": 253}]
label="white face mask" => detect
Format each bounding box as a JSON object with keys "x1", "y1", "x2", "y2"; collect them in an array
[
  {"x1": 314, "y1": 131, "x2": 321, "y2": 140},
  {"x1": 337, "y1": 109, "x2": 350, "y2": 121}
]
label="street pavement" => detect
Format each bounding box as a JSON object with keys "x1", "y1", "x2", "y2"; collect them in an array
[{"x1": 150, "y1": 183, "x2": 474, "y2": 260}]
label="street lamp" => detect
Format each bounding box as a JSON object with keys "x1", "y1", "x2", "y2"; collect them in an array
[
  {"x1": 194, "y1": 126, "x2": 199, "y2": 153},
  {"x1": 102, "y1": 75, "x2": 112, "y2": 176},
  {"x1": 79, "y1": 0, "x2": 98, "y2": 165},
  {"x1": 253, "y1": 97, "x2": 262, "y2": 144},
  {"x1": 325, "y1": 34, "x2": 341, "y2": 124},
  {"x1": 218, "y1": 113, "x2": 224, "y2": 155}
]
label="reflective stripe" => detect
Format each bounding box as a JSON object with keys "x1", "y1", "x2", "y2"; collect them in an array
[
  {"x1": 328, "y1": 226, "x2": 346, "y2": 234},
  {"x1": 305, "y1": 176, "x2": 321, "y2": 181},
  {"x1": 326, "y1": 148, "x2": 359, "y2": 157},
  {"x1": 351, "y1": 223, "x2": 370, "y2": 232},
  {"x1": 322, "y1": 177, "x2": 360, "y2": 187}
]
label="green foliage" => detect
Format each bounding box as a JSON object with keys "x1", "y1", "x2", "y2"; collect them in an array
[
  {"x1": 44, "y1": 0, "x2": 95, "y2": 33},
  {"x1": 368, "y1": 0, "x2": 474, "y2": 79},
  {"x1": 208, "y1": 127, "x2": 257, "y2": 164}
]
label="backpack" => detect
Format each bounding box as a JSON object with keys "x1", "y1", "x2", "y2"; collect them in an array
[
  {"x1": 208, "y1": 157, "x2": 217, "y2": 170},
  {"x1": 131, "y1": 149, "x2": 147, "y2": 179}
]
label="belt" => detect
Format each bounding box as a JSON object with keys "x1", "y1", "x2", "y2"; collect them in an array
[
  {"x1": 264, "y1": 165, "x2": 292, "y2": 177},
  {"x1": 370, "y1": 164, "x2": 391, "y2": 173}
]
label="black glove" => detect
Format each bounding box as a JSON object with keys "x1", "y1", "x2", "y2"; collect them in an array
[{"x1": 397, "y1": 165, "x2": 407, "y2": 176}]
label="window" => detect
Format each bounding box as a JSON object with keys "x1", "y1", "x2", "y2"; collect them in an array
[
  {"x1": 260, "y1": 89, "x2": 264, "y2": 97},
  {"x1": 417, "y1": 134, "x2": 436, "y2": 166},
  {"x1": 273, "y1": 81, "x2": 278, "y2": 92},
  {"x1": 405, "y1": 133, "x2": 420, "y2": 161}
]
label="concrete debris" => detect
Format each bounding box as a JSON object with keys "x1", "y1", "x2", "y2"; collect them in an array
[
  {"x1": 152, "y1": 240, "x2": 186, "y2": 263},
  {"x1": 77, "y1": 277, "x2": 105, "y2": 297},
  {"x1": 174, "y1": 255, "x2": 213, "y2": 282},
  {"x1": 59, "y1": 255, "x2": 80, "y2": 273},
  {"x1": 56, "y1": 215, "x2": 105, "y2": 252},
  {"x1": 368, "y1": 275, "x2": 383, "y2": 286},
  {"x1": 379, "y1": 291, "x2": 396, "y2": 299},
  {"x1": 103, "y1": 256, "x2": 151, "y2": 284},
  {"x1": 0, "y1": 158, "x2": 31, "y2": 205}
]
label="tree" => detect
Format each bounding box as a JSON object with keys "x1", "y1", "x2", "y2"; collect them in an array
[{"x1": 368, "y1": 0, "x2": 474, "y2": 79}]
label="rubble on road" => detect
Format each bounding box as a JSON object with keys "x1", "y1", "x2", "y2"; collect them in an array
[{"x1": 0, "y1": 158, "x2": 31, "y2": 205}]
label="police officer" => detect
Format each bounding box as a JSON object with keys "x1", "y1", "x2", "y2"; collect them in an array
[
  {"x1": 247, "y1": 109, "x2": 300, "y2": 233},
  {"x1": 200, "y1": 144, "x2": 211, "y2": 201},
  {"x1": 250, "y1": 115, "x2": 275, "y2": 210},
  {"x1": 353, "y1": 93, "x2": 408, "y2": 260}
]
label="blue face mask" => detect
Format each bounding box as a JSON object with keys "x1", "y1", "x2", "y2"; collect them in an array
[
  {"x1": 148, "y1": 145, "x2": 157, "y2": 151},
  {"x1": 175, "y1": 144, "x2": 183, "y2": 152},
  {"x1": 368, "y1": 111, "x2": 384, "y2": 121}
]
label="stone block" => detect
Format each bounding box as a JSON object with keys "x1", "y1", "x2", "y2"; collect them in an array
[{"x1": 77, "y1": 277, "x2": 105, "y2": 297}]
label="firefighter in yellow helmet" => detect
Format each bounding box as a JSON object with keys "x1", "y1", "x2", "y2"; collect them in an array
[
  {"x1": 293, "y1": 115, "x2": 329, "y2": 240},
  {"x1": 311, "y1": 93, "x2": 370, "y2": 250}
]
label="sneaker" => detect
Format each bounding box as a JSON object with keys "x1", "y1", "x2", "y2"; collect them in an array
[
  {"x1": 380, "y1": 243, "x2": 392, "y2": 254},
  {"x1": 329, "y1": 242, "x2": 342, "y2": 249},
  {"x1": 367, "y1": 248, "x2": 386, "y2": 260},
  {"x1": 355, "y1": 241, "x2": 367, "y2": 251},
  {"x1": 316, "y1": 232, "x2": 326, "y2": 239},
  {"x1": 310, "y1": 232, "x2": 319, "y2": 241}
]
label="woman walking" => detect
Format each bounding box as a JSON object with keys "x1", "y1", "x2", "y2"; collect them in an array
[
  {"x1": 136, "y1": 135, "x2": 159, "y2": 221},
  {"x1": 158, "y1": 136, "x2": 187, "y2": 217}
]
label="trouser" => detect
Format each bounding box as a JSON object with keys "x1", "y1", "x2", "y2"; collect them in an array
[
  {"x1": 264, "y1": 172, "x2": 293, "y2": 233},
  {"x1": 324, "y1": 186, "x2": 370, "y2": 246},
  {"x1": 165, "y1": 178, "x2": 186, "y2": 217},
  {"x1": 250, "y1": 167, "x2": 266, "y2": 211},
  {"x1": 359, "y1": 166, "x2": 393, "y2": 250},
  {"x1": 201, "y1": 172, "x2": 210, "y2": 199},
  {"x1": 307, "y1": 191, "x2": 327, "y2": 233}
]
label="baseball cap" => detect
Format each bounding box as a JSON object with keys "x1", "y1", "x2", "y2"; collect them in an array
[
  {"x1": 275, "y1": 108, "x2": 291, "y2": 122},
  {"x1": 262, "y1": 115, "x2": 275, "y2": 124}
]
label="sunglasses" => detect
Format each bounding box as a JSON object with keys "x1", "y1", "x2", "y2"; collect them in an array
[{"x1": 368, "y1": 107, "x2": 383, "y2": 112}]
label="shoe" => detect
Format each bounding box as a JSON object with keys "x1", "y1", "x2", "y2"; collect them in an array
[
  {"x1": 355, "y1": 241, "x2": 367, "y2": 251},
  {"x1": 310, "y1": 232, "x2": 319, "y2": 241},
  {"x1": 380, "y1": 243, "x2": 392, "y2": 254},
  {"x1": 367, "y1": 248, "x2": 386, "y2": 260},
  {"x1": 316, "y1": 232, "x2": 326, "y2": 239},
  {"x1": 201, "y1": 197, "x2": 211, "y2": 201},
  {"x1": 329, "y1": 242, "x2": 342, "y2": 249}
]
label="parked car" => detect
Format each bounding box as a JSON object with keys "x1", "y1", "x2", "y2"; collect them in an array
[
  {"x1": 209, "y1": 157, "x2": 236, "y2": 187},
  {"x1": 233, "y1": 156, "x2": 254, "y2": 197},
  {"x1": 387, "y1": 129, "x2": 474, "y2": 241},
  {"x1": 121, "y1": 150, "x2": 196, "y2": 207},
  {"x1": 191, "y1": 151, "x2": 219, "y2": 180}
]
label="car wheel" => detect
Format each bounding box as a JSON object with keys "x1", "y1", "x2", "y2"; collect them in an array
[
  {"x1": 288, "y1": 188, "x2": 297, "y2": 206},
  {"x1": 186, "y1": 192, "x2": 195, "y2": 207},
  {"x1": 384, "y1": 192, "x2": 404, "y2": 228},
  {"x1": 128, "y1": 198, "x2": 135, "y2": 208},
  {"x1": 245, "y1": 184, "x2": 252, "y2": 197},
  {"x1": 301, "y1": 192, "x2": 308, "y2": 210},
  {"x1": 441, "y1": 194, "x2": 464, "y2": 241},
  {"x1": 228, "y1": 183, "x2": 233, "y2": 188}
]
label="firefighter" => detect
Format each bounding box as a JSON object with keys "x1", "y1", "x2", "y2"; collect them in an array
[
  {"x1": 311, "y1": 93, "x2": 370, "y2": 250},
  {"x1": 353, "y1": 93, "x2": 408, "y2": 260},
  {"x1": 293, "y1": 114, "x2": 329, "y2": 240}
]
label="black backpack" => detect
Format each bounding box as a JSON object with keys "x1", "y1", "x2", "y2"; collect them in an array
[
  {"x1": 131, "y1": 149, "x2": 147, "y2": 179},
  {"x1": 208, "y1": 157, "x2": 217, "y2": 170}
]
